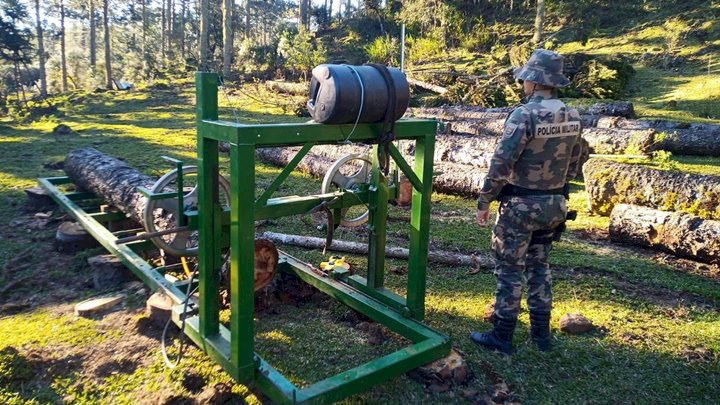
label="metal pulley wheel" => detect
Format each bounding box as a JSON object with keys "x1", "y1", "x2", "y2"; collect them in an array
[
  {"x1": 143, "y1": 166, "x2": 230, "y2": 257},
  {"x1": 321, "y1": 154, "x2": 371, "y2": 227}
]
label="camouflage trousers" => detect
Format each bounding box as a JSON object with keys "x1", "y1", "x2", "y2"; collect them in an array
[{"x1": 491, "y1": 195, "x2": 567, "y2": 321}]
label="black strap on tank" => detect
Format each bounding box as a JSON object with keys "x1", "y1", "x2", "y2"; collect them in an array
[{"x1": 366, "y1": 63, "x2": 396, "y2": 176}]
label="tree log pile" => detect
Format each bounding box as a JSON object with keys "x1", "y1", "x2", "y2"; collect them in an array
[
  {"x1": 609, "y1": 204, "x2": 720, "y2": 264},
  {"x1": 583, "y1": 158, "x2": 720, "y2": 219},
  {"x1": 256, "y1": 145, "x2": 490, "y2": 198},
  {"x1": 408, "y1": 102, "x2": 720, "y2": 157}
]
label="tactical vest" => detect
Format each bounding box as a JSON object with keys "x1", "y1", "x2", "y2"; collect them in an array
[{"x1": 508, "y1": 99, "x2": 581, "y2": 190}]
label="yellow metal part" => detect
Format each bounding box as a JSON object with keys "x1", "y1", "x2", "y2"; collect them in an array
[{"x1": 320, "y1": 256, "x2": 351, "y2": 272}]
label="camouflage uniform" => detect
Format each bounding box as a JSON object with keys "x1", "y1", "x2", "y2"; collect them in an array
[{"x1": 472, "y1": 49, "x2": 583, "y2": 352}]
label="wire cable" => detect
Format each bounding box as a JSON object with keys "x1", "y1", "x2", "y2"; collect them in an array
[{"x1": 160, "y1": 263, "x2": 199, "y2": 369}]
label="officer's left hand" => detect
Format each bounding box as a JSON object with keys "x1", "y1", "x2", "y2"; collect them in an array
[{"x1": 476, "y1": 209, "x2": 490, "y2": 227}]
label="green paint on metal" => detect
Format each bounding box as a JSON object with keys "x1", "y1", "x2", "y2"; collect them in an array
[
  {"x1": 367, "y1": 145, "x2": 389, "y2": 289},
  {"x1": 256, "y1": 143, "x2": 315, "y2": 206},
  {"x1": 387, "y1": 143, "x2": 422, "y2": 192},
  {"x1": 39, "y1": 72, "x2": 447, "y2": 404}
]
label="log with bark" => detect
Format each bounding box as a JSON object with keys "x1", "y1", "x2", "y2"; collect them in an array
[
  {"x1": 581, "y1": 127, "x2": 657, "y2": 155},
  {"x1": 583, "y1": 158, "x2": 720, "y2": 219},
  {"x1": 609, "y1": 204, "x2": 720, "y2": 264},
  {"x1": 583, "y1": 101, "x2": 635, "y2": 118},
  {"x1": 64, "y1": 148, "x2": 155, "y2": 224},
  {"x1": 406, "y1": 106, "x2": 511, "y2": 121},
  {"x1": 596, "y1": 116, "x2": 720, "y2": 156},
  {"x1": 407, "y1": 105, "x2": 614, "y2": 129},
  {"x1": 64, "y1": 148, "x2": 279, "y2": 288},
  {"x1": 262, "y1": 231, "x2": 494, "y2": 269},
  {"x1": 407, "y1": 78, "x2": 448, "y2": 95},
  {"x1": 265, "y1": 80, "x2": 308, "y2": 96}
]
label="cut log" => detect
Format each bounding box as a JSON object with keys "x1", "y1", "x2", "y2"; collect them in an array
[
  {"x1": 583, "y1": 101, "x2": 635, "y2": 118},
  {"x1": 89, "y1": 254, "x2": 137, "y2": 290},
  {"x1": 55, "y1": 221, "x2": 100, "y2": 253},
  {"x1": 583, "y1": 158, "x2": 720, "y2": 219},
  {"x1": 24, "y1": 186, "x2": 57, "y2": 211},
  {"x1": 581, "y1": 127, "x2": 657, "y2": 155},
  {"x1": 610, "y1": 204, "x2": 720, "y2": 264},
  {"x1": 407, "y1": 106, "x2": 601, "y2": 129},
  {"x1": 407, "y1": 78, "x2": 448, "y2": 95},
  {"x1": 407, "y1": 106, "x2": 509, "y2": 121},
  {"x1": 64, "y1": 148, "x2": 155, "y2": 224},
  {"x1": 261, "y1": 231, "x2": 494, "y2": 269},
  {"x1": 75, "y1": 294, "x2": 125, "y2": 317},
  {"x1": 265, "y1": 80, "x2": 307, "y2": 96},
  {"x1": 597, "y1": 117, "x2": 720, "y2": 156}
]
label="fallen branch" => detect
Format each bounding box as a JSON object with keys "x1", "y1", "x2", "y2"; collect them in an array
[
  {"x1": 261, "y1": 231, "x2": 494, "y2": 269},
  {"x1": 0, "y1": 275, "x2": 33, "y2": 298}
]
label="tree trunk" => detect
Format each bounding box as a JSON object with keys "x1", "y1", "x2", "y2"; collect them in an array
[
  {"x1": 161, "y1": 0, "x2": 166, "y2": 58},
  {"x1": 597, "y1": 117, "x2": 720, "y2": 156},
  {"x1": 245, "y1": 0, "x2": 251, "y2": 38},
  {"x1": 64, "y1": 148, "x2": 156, "y2": 225},
  {"x1": 609, "y1": 204, "x2": 720, "y2": 264},
  {"x1": 222, "y1": 0, "x2": 233, "y2": 77},
  {"x1": 533, "y1": 0, "x2": 545, "y2": 46},
  {"x1": 406, "y1": 106, "x2": 601, "y2": 130},
  {"x1": 583, "y1": 158, "x2": 720, "y2": 219},
  {"x1": 199, "y1": 0, "x2": 210, "y2": 71},
  {"x1": 265, "y1": 80, "x2": 307, "y2": 95},
  {"x1": 167, "y1": 0, "x2": 174, "y2": 58},
  {"x1": 60, "y1": 0, "x2": 68, "y2": 92},
  {"x1": 180, "y1": 0, "x2": 187, "y2": 57},
  {"x1": 102, "y1": 0, "x2": 112, "y2": 90},
  {"x1": 89, "y1": 0, "x2": 96, "y2": 67},
  {"x1": 407, "y1": 106, "x2": 511, "y2": 121},
  {"x1": 141, "y1": 0, "x2": 147, "y2": 77},
  {"x1": 585, "y1": 101, "x2": 635, "y2": 118},
  {"x1": 298, "y1": 0, "x2": 309, "y2": 30},
  {"x1": 407, "y1": 78, "x2": 447, "y2": 94},
  {"x1": 262, "y1": 232, "x2": 494, "y2": 269},
  {"x1": 581, "y1": 128, "x2": 657, "y2": 155},
  {"x1": 35, "y1": 0, "x2": 47, "y2": 97}
]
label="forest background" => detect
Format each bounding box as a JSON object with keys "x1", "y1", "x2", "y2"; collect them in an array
[{"x1": 1, "y1": 0, "x2": 718, "y2": 121}]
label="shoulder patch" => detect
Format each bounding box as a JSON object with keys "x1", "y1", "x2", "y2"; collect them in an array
[{"x1": 503, "y1": 123, "x2": 518, "y2": 138}]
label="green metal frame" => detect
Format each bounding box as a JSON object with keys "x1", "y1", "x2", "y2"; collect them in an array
[{"x1": 39, "y1": 72, "x2": 448, "y2": 404}]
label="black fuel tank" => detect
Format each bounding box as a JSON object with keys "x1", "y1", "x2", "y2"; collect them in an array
[{"x1": 307, "y1": 64, "x2": 409, "y2": 124}]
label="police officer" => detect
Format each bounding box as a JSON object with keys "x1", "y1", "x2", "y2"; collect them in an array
[{"x1": 470, "y1": 49, "x2": 583, "y2": 354}]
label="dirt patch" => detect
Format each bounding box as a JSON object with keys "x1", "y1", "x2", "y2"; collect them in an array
[{"x1": 555, "y1": 267, "x2": 719, "y2": 311}]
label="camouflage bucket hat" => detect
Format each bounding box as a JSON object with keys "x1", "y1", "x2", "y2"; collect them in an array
[{"x1": 513, "y1": 49, "x2": 570, "y2": 88}]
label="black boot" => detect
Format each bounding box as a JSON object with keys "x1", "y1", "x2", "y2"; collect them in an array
[
  {"x1": 530, "y1": 311, "x2": 552, "y2": 351},
  {"x1": 469, "y1": 317, "x2": 516, "y2": 355}
]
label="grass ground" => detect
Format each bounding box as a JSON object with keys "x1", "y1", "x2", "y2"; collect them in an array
[{"x1": 0, "y1": 79, "x2": 718, "y2": 404}]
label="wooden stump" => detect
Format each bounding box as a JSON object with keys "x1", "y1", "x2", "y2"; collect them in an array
[
  {"x1": 24, "y1": 186, "x2": 57, "y2": 212},
  {"x1": 610, "y1": 204, "x2": 720, "y2": 264},
  {"x1": 89, "y1": 254, "x2": 138, "y2": 290},
  {"x1": 146, "y1": 291, "x2": 173, "y2": 328},
  {"x1": 55, "y1": 221, "x2": 99, "y2": 253}
]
